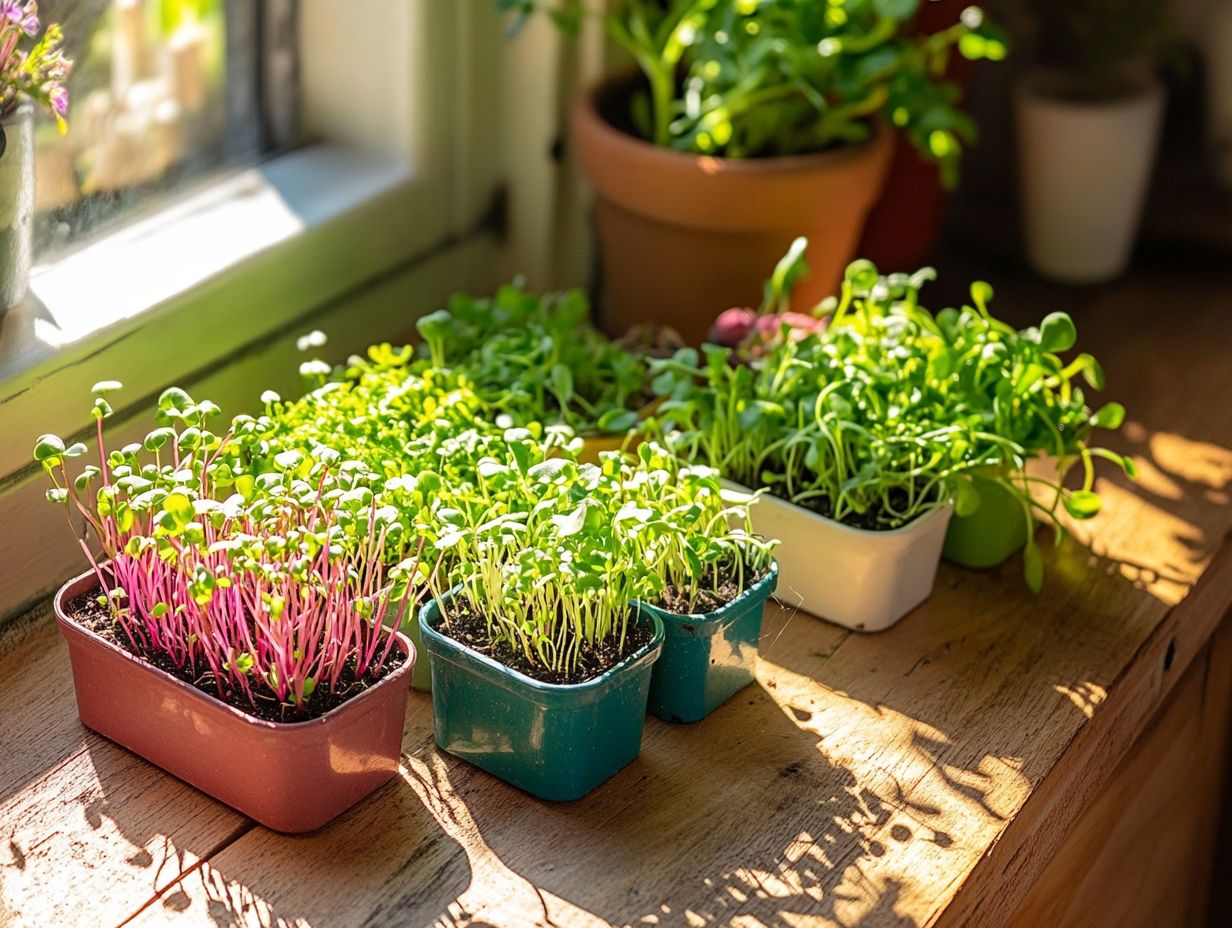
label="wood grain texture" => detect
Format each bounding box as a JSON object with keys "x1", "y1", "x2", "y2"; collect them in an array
[
  {"x1": 0, "y1": 270, "x2": 1231, "y2": 927},
  {"x1": 1006, "y1": 618, "x2": 1232, "y2": 928},
  {"x1": 0, "y1": 613, "x2": 250, "y2": 928}
]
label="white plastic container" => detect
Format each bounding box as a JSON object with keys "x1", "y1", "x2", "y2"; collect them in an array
[
  {"x1": 724, "y1": 482, "x2": 953, "y2": 633},
  {"x1": 1015, "y1": 72, "x2": 1164, "y2": 283}
]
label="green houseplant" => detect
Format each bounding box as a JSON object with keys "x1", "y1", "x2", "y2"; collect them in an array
[
  {"x1": 37, "y1": 384, "x2": 423, "y2": 832},
  {"x1": 498, "y1": 0, "x2": 1005, "y2": 341},
  {"x1": 278, "y1": 307, "x2": 782, "y2": 725},
  {"x1": 647, "y1": 253, "x2": 1130, "y2": 629},
  {"x1": 1015, "y1": 0, "x2": 1178, "y2": 281},
  {"x1": 1, "y1": 3, "x2": 71, "y2": 312},
  {"x1": 416, "y1": 283, "x2": 654, "y2": 457}
]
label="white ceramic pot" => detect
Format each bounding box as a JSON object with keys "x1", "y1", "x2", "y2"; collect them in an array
[
  {"x1": 1015, "y1": 72, "x2": 1165, "y2": 283},
  {"x1": 723, "y1": 481, "x2": 953, "y2": 633},
  {"x1": 1207, "y1": 2, "x2": 1232, "y2": 187}
]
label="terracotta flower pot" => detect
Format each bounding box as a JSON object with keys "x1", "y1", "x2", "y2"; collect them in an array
[
  {"x1": 54, "y1": 569, "x2": 415, "y2": 833},
  {"x1": 573, "y1": 76, "x2": 894, "y2": 344}
]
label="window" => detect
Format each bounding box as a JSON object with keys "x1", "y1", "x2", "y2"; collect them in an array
[
  {"x1": 0, "y1": 1, "x2": 505, "y2": 624},
  {"x1": 32, "y1": 0, "x2": 297, "y2": 263}
]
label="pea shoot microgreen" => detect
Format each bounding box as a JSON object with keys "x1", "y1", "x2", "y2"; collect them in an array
[
  {"x1": 36, "y1": 383, "x2": 425, "y2": 718},
  {"x1": 646, "y1": 255, "x2": 1132, "y2": 591}
]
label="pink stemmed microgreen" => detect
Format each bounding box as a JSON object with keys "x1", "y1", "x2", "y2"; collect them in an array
[{"x1": 35, "y1": 382, "x2": 426, "y2": 718}]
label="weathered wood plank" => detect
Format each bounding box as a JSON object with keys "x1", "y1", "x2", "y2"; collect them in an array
[
  {"x1": 1004, "y1": 630, "x2": 1210, "y2": 928},
  {"x1": 2, "y1": 268, "x2": 1231, "y2": 928},
  {"x1": 0, "y1": 615, "x2": 251, "y2": 928}
]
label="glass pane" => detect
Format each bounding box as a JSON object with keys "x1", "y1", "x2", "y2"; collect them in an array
[{"x1": 33, "y1": 0, "x2": 258, "y2": 262}]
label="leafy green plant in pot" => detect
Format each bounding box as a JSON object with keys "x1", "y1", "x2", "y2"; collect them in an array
[
  {"x1": 895, "y1": 281, "x2": 1132, "y2": 573},
  {"x1": 416, "y1": 283, "x2": 654, "y2": 459},
  {"x1": 36, "y1": 384, "x2": 425, "y2": 832},
  {"x1": 1015, "y1": 0, "x2": 1179, "y2": 282},
  {"x1": 497, "y1": 0, "x2": 1003, "y2": 343},
  {"x1": 799, "y1": 258, "x2": 1131, "y2": 577},
  {"x1": 0, "y1": 5, "x2": 71, "y2": 313},
  {"x1": 418, "y1": 431, "x2": 666, "y2": 801},
  {"x1": 645, "y1": 254, "x2": 1130, "y2": 630},
  {"x1": 621, "y1": 442, "x2": 778, "y2": 724},
  {"x1": 858, "y1": 0, "x2": 1004, "y2": 271}
]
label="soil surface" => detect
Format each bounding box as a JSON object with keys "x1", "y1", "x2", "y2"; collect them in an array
[
  {"x1": 67, "y1": 590, "x2": 406, "y2": 724},
  {"x1": 435, "y1": 603, "x2": 653, "y2": 686},
  {"x1": 777, "y1": 486, "x2": 938, "y2": 531},
  {"x1": 652, "y1": 560, "x2": 770, "y2": 615}
]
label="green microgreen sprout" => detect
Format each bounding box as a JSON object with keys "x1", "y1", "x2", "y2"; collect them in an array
[
  {"x1": 646, "y1": 253, "x2": 1132, "y2": 591},
  {"x1": 36, "y1": 383, "x2": 426, "y2": 719},
  {"x1": 425, "y1": 428, "x2": 775, "y2": 679},
  {"x1": 416, "y1": 282, "x2": 651, "y2": 436}
]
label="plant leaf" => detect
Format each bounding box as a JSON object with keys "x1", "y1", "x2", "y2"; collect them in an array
[
  {"x1": 1039, "y1": 312, "x2": 1077, "y2": 353},
  {"x1": 1090, "y1": 402, "x2": 1125, "y2": 431},
  {"x1": 1064, "y1": 490, "x2": 1102, "y2": 520}
]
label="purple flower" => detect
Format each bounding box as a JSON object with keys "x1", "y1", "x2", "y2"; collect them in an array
[
  {"x1": 0, "y1": 10, "x2": 71, "y2": 126},
  {"x1": 0, "y1": 30, "x2": 16, "y2": 67}
]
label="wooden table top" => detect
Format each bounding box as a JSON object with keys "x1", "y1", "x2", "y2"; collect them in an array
[{"x1": 3, "y1": 268, "x2": 1232, "y2": 928}]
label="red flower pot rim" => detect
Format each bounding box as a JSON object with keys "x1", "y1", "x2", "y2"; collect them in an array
[
  {"x1": 576, "y1": 71, "x2": 890, "y2": 176},
  {"x1": 54, "y1": 566, "x2": 416, "y2": 730}
]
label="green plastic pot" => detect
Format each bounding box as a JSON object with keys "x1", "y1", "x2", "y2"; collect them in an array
[
  {"x1": 382, "y1": 595, "x2": 432, "y2": 691},
  {"x1": 943, "y1": 473, "x2": 1032, "y2": 569},
  {"x1": 638, "y1": 562, "x2": 778, "y2": 724},
  {"x1": 418, "y1": 593, "x2": 664, "y2": 801},
  {"x1": 401, "y1": 608, "x2": 432, "y2": 691}
]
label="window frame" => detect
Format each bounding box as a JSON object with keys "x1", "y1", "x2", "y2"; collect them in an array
[{"x1": 0, "y1": 0, "x2": 507, "y2": 622}]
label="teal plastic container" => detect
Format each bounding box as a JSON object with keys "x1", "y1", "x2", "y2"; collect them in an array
[
  {"x1": 943, "y1": 473, "x2": 1032, "y2": 569},
  {"x1": 418, "y1": 594, "x2": 664, "y2": 801},
  {"x1": 638, "y1": 562, "x2": 778, "y2": 724}
]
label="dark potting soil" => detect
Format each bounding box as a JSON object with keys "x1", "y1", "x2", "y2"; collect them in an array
[
  {"x1": 435, "y1": 603, "x2": 654, "y2": 686},
  {"x1": 67, "y1": 591, "x2": 406, "y2": 724},
  {"x1": 775, "y1": 486, "x2": 937, "y2": 532},
  {"x1": 652, "y1": 560, "x2": 770, "y2": 616}
]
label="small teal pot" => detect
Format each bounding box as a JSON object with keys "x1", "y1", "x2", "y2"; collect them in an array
[
  {"x1": 943, "y1": 473, "x2": 1032, "y2": 569},
  {"x1": 637, "y1": 562, "x2": 778, "y2": 724},
  {"x1": 419, "y1": 593, "x2": 664, "y2": 801}
]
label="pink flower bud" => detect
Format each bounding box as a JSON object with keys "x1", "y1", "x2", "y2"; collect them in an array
[{"x1": 709, "y1": 307, "x2": 756, "y2": 346}]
